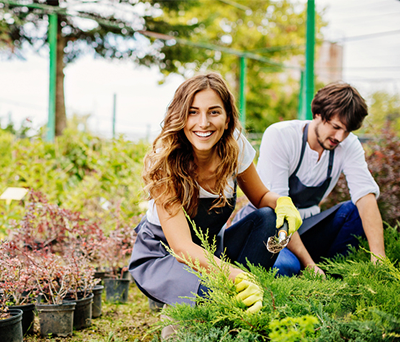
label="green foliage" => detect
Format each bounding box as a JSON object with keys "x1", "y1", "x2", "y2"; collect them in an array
[
  {"x1": 157, "y1": 216, "x2": 400, "y2": 341},
  {"x1": 269, "y1": 315, "x2": 318, "y2": 342},
  {"x1": 170, "y1": 0, "x2": 326, "y2": 133},
  {"x1": 0, "y1": 127, "x2": 148, "y2": 237},
  {"x1": 361, "y1": 91, "x2": 400, "y2": 136}
]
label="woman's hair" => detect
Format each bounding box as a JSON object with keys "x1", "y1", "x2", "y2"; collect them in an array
[
  {"x1": 143, "y1": 72, "x2": 241, "y2": 217},
  {"x1": 311, "y1": 82, "x2": 368, "y2": 132}
]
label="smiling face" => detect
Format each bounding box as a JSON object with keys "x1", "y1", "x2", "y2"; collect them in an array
[
  {"x1": 184, "y1": 88, "x2": 229, "y2": 157},
  {"x1": 314, "y1": 113, "x2": 350, "y2": 151}
]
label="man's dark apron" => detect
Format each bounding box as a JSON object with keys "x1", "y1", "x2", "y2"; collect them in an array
[
  {"x1": 129, "y1": 191, "x2": 236, "y2": 306},
  {"x1": 291, "y1": 123, "x2": 342, "y2": 235}
]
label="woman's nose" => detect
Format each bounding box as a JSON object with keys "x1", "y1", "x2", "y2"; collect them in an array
[{"x1": 199, "y1": 113, "x2": 209, "y2": 128}]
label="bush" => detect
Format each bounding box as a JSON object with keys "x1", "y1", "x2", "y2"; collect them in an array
[
  {"x1": 0, "y1": 128, "x2": 149, "y2": 237},
  {"x1": 156, "y1": 221, "x2": 400, "y2": 342},
  {"x1": 321, "y1": 128, "x2": 400, "y2": 227}
]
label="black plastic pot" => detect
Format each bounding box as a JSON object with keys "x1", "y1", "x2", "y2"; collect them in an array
[
  {"x1": 36, "y1": 302, "x2": 76, "y2": 337},
  {"x1": 64, "y1": 292, "x2": 93, "y2": 330},
  {"x1": 11, "y1": 303, "x2": 35, "y2": 335},
  {"x1": 0, "y1": 309, "x2": 23, "y2": 342},
  {"x1": 92, "y1": 285, "x2": 104, "y2": 318},
  {"x1": 104, "y1": 278, "x2": 130, "y2": 303}
]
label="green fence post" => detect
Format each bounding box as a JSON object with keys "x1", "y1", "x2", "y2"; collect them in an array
[
  {"x1": 239, "y1": 55, "x2": 247, "y2": 127},
  {"x1": 298, "y1": 70, "x2": 306, "y2": 119},
  {"x1": 47, "y1": 13, "x2": 57, "y2": 142},
  {"x1": 305, "y1": 0, "x2": 315, "y2": 120}
]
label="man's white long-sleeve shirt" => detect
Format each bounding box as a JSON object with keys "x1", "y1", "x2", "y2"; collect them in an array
[{"x1": 257, "y1": 120, "x2": 379, "y2": 219}]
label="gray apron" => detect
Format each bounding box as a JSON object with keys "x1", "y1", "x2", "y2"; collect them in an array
[
  {"x1": 129, "y1": 189, "x2": 236, "y2": 306},
  {"x1": 292, "y1": 123, "x2": 342, "y2": 235}
]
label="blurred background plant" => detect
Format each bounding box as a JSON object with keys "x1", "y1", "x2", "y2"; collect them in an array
[{"x1": 0, "y1": 122, "x2": 148, "y2": 238}]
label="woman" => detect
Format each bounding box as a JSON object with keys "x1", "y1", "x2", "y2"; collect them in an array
[{"x1": 129, "y1": 73, "x2": 302, "y2": 313}]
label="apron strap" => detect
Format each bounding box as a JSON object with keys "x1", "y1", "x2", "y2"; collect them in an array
[{"x1": 291, "y1": 123, "x2": 309, "y2": 177}]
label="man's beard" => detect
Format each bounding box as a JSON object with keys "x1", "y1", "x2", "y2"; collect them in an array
[{"x1": 314, "y1": 123, "x2": 339, "y2": 151}]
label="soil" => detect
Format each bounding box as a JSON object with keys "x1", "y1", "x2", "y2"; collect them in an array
[{"x1": 265, "y1": 236, "x2": 290, "y2": 254}]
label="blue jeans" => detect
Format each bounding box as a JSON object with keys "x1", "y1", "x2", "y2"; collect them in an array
[
  {"x1": 198, "y1": 207, "x2": 278, "y2": 297},
  {"x1": 273, "y1": 201, "x2": 365, "y2": 277}
]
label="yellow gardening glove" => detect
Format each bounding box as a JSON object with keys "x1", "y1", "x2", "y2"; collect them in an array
[
  {"x1": 275, "y1": 196, "x2": 303, "y2": 235},
  {"x1": 234, "y1": 272, "x2": 263, "y2": 313}
]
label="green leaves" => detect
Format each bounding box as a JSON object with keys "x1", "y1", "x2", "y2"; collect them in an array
[
  {"x1": 0, "y1": 128, "x2": 147, "y2": 236},
  {"x1": 158, "y1": 216, "x2": 400, "y2": 341}
]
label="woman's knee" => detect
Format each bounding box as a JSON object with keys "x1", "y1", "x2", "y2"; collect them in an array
[{"x1": 254, "y1": 207, "x2": 276, "y2": 225}]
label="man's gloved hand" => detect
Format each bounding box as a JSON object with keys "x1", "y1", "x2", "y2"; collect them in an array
[
  {"x1": 234, "y1": 272, "x2": 263, "y2": 313},
  {"x1": 275, "y1": 196, "x2": 303, "y2": 235}
]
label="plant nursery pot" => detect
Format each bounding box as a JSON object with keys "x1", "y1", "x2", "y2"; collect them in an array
[
  {"x1": 104, "y1": 278, "x2": 130, "y2": 303},
  {"x1": 0, "y1": 309, "x2": 23, "y2": 342},
  {"x1": 64, "y1": 292, "x2": 94, "y2": 330},
  {"x1": 11, "y1": 302, "x2": 35, "y2": 335},
  {"x1": 92, "y1": 285, "x2": 104, "y2": 318},
  {"x1": 36, "y1": 302, "x2": 76, "y2": 337},
  {"x1": 94, "y1": 271, "x2": 111, "y2": 284},
  {"x1": 148, "y1": 297, "x2": 164, "y2": 312}
]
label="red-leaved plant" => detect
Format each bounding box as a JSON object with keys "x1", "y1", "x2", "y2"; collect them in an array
[{"x1": 0, "y1": 240, "x2": 38, "y2": 316}]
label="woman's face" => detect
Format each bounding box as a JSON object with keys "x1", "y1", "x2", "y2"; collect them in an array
[{"x1": 184, "y1": 88, "x2": 229, "y2": 156}]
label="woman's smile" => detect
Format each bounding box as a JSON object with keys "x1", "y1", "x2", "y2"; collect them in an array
[{"x1": 184, "y1": 88, "x2": 229, "y2": 155}]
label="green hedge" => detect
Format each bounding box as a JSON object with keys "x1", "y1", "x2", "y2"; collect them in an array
[{"x1": 0, "y1": 128, "x2": 149, "y2": 237}]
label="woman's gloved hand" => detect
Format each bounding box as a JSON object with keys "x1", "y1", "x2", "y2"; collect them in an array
[
  {"x1": 234, "y1": 272, "x2": 263, "y2": 313},
  {"x1": 275, "y1": 196, "x2": 303, "y2": 235}
]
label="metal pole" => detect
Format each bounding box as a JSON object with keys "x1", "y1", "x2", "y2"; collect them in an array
[
  {"x1": 112, "y1": 93, "x2": 116, "y2": 139},
  {"x1": 305, "y1": 0, "x2": 315, "y2": 120},
  {"x1": 298, "y1": 70, "x2": 306, "y2": 120},
  {"x1": 239, "y1": 56, "x2": 247, "y2": 127},
  {"x1": 47, "y1": 13, "x2": 57, "y2": 142}
]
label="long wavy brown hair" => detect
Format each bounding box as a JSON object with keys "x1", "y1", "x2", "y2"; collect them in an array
[{"x1": 143, "y1": 72, "x2": 242, "y2": 218}]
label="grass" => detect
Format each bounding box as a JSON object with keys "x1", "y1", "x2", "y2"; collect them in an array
[{"x1": 25, "y1": 282, "x2": 160, "y2": 342}]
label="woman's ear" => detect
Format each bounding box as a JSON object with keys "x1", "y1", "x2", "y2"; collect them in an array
[{"x1": 225, "y1": 114, "x2": 230, "y2": 130}]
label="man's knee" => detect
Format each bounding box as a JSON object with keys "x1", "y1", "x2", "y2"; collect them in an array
[{"x1": 273, "y1": 248, "x2": 301, "y2": 277}]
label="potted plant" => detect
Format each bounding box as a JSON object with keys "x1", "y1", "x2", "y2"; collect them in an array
[
  {"x1": 63, "y1": 247, "x2": 99, "y2": 329},
  {"x1": 0, "y1": 250, "x2": 24, "y2": 342},
  {"x1": 26, "y1": 249, "x2": 77, "y2": 337},
  {"x1": 102, "y1": 226, "x2": 136, "y2": 303},
  {"x1": 0, "y1": 241, "x2": 38, "y2": 335}
]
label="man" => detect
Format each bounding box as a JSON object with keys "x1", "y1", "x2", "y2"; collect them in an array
[{"x1": 235, "y1": 82, "x2": 386, "y2": 277}]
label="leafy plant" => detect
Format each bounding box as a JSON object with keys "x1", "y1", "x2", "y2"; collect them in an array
[
  {"x1": 0, "y1": 127, "x2": 148, "y2": 237},
  {"x1": 155, "y1": 214, "x2": 400, "y2": 342},
  {"x1": 321, "y1": 127, "x2": 400, "y2": 227},
  {"x1": 0, "y1": 242, "x2": 38, "y2": 307},
  {"x1": 25, "y1": 249, "x2": 74, "y2": 305}
]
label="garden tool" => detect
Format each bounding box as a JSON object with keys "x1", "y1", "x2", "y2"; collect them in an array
[{"x1": 265, "y1": 220, "x2": 290, "y2": 254}]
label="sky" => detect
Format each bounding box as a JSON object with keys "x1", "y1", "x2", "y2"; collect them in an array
[{"x1": 0, "y1": 0, "x2": 400, "y2": 141}]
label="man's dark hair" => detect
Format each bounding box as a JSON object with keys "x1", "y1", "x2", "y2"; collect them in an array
[{"x1": 311, "y1": 82, "x2": 368, "y2": 132}]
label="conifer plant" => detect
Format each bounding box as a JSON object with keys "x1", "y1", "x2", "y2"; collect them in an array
[{"x1": 157, "y1": 217, "x2": 400, "y2": 342}]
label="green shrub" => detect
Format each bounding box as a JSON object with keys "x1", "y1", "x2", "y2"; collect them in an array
[
  {"x1": 321, "y1": 128, "x2": 400, "y2": 228},
  {"x1": 157, "y1": 218, "x2": 400, "y2": 341},
  {"x1": 0, "y1": 128, "x2": 149, "y2": 237}
]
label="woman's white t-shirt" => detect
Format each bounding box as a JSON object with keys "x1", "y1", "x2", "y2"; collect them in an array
[{"x1": 146, "y1": 131, "x2": 256, "y2": 226}]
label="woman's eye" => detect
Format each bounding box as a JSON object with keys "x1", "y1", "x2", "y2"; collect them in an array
[
  {"x1": 210, "y1": 110, "x2": 220, "y2": 115},
  {"x1": 189, "y1": 110, "x2": 197, "y2": 115}
]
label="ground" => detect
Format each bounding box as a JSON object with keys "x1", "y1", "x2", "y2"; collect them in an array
[{"x1": 25, "y1": 282, "x2": 160, "y2": 342}]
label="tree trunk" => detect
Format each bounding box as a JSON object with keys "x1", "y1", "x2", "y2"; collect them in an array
[{"x1": 55, "y1": 18, "x2": 67, "y2": 136}]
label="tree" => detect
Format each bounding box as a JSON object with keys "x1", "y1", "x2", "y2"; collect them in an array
[
  {"x1": 0, "y1": 0, "x2": 203, "y2": 135},
  {"x1": 362, "y1": 90, "x2": 400, "y2": 135},
  {"x1": 161, "y1": 0, "x2": 326, "y2": 132},
  {"x1": 1, "y1": 0, "x2": 325, "y2": 135}
]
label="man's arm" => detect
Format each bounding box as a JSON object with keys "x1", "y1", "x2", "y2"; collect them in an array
[
  {"x1": 286, "y1": 232, "x2": 325, "y2": 276},
  {"x1": 356, "y1": 193, "x2": 386, "y2": 262}
]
